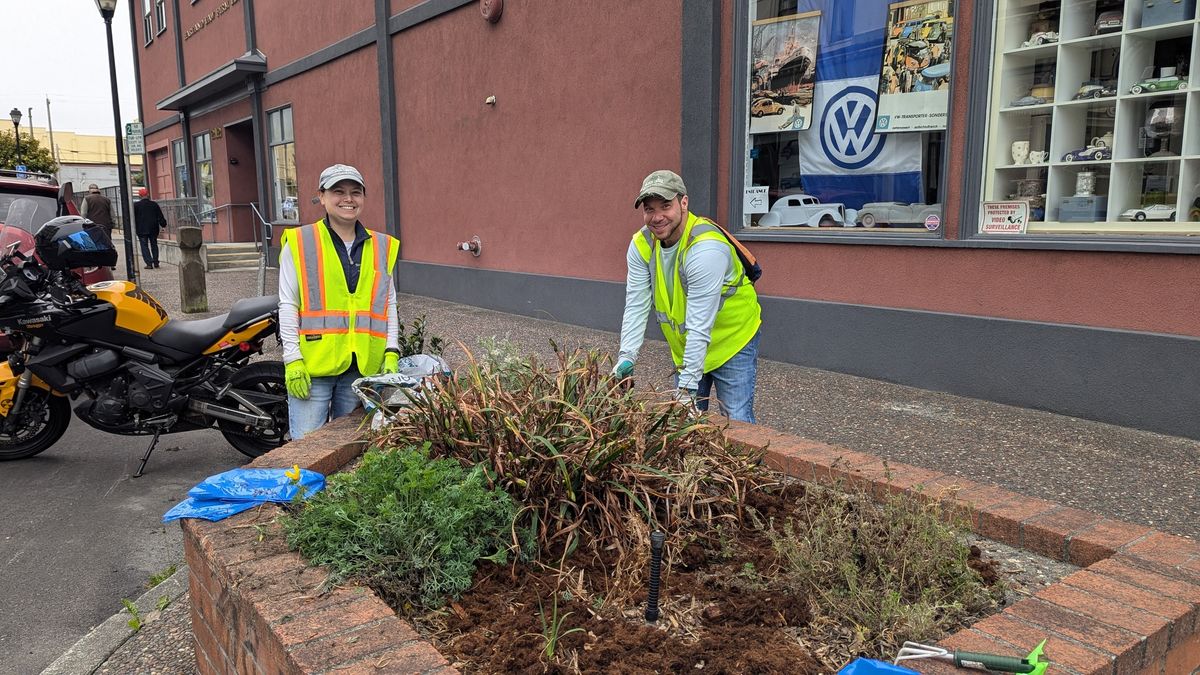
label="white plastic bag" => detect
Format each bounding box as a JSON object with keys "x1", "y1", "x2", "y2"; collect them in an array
[{"x1": 352, "y1": 354, "x2": 451, "y2": 429}]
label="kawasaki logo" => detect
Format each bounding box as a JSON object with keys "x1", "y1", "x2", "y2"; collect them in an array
[
  {"x1": 820, "y1": 85, "x2": 886, "y2": 170},
  {"x1": 18, "y1": 315, "x2": 50, "y2": 325}
]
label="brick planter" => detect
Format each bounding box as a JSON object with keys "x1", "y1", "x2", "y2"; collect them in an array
[{"x1": 183, "y1": 415, "x2": 1200, "y2": 674}]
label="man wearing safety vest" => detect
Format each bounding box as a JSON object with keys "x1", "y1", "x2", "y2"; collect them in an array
[
  {"x1": 278, "y1": 164, "x2": 402, "y2": 439},
  {"x1": 613, "y1": 170, "x2": 762, "y2": 422}
]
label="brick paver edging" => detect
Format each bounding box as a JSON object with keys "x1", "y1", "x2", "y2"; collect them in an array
[{"x1": 182, "y1": 415, "x2": 1200, "y2": 674}]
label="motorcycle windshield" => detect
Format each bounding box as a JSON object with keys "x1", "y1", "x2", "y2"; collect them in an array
[{"x1": 0, "y1": 198, "x2": 42, "y2": 255}]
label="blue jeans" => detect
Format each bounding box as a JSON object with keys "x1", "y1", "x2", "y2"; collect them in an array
[
  {"x1": 287, "y1": 367, "x2": 363, "y2": 440},
  {"x1": 686, "y1": 331, "x2": 759, "y2": 424}
]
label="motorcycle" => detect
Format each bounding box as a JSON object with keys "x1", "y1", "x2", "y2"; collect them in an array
[{"x1": 0, "y1": 217, "x2": 288, "y2": 475}]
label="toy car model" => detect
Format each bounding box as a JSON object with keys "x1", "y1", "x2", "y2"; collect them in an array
[
  {"x1": 1130, "y1": 74, "x2": 1188, "y2": 94},
  {"x1": 1010, "y1": 95, "x2": 1047, "y2": 107},
  {"x1": 1120, "y1": 204, "x2": 1176, "y2": 221},
  {"x1": 757, "y1": 194, "x2": 858, "y2": 228},
  {"x1": 1073, "y1": 81, "x2": 1117, "y2": 99},
  {"x1": 751, "y1": 98, "x2": 785, "y2": 117},
  {"x1": 855, "y1": 202, "x2": 943, "y2": 227},
  {"x1": 1062, "y1": 144, "x2": 1112, "y2": 161},
  {"x1": 1022, "y1": 31, "x2": 1059, "y2": 47},
  {"x1": 1094, "y1": 11, "x2": 1122, "y2": 34}
]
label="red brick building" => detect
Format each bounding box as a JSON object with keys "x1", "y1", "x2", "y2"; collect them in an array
[{"x1": 130, "y1": 0, "x2": 1200, "y2": 438}]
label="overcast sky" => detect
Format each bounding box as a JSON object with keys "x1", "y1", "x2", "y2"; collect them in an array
[{"x1": 8, "y1": 0, "x2": 139, "y2": 136}]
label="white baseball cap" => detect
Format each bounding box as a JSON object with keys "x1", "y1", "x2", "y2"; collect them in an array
[{"x1": 317, "y1": 164, "x2": 365, "y2": 192}]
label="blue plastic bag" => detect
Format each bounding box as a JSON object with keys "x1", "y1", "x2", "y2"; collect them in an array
[
  {"x1": 838, "y1": 659, "x2": 920, "y2": 675},
  {"x1": 163, "y1": 467, "x2": 325, "y2": 523}
]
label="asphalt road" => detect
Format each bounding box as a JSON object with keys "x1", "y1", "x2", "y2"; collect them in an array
[
  {"x1": 0, "y1": 248, "x2": 271, "y2": 673},
  {"x1": 0, "y1": 424, "x2": 248, "y2": 673}
]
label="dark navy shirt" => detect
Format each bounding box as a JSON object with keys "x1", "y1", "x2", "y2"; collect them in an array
[{"x1": 321, "y1": 217, "x2": 371, "y2": 293}]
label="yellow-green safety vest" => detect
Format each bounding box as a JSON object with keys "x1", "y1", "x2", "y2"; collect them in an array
[
  {"x1": 281, "y1": 221, "x2": 400, "y2": 377},
  {"x1": 631, "y1": 211, "x2": 761, "y2": 373}
]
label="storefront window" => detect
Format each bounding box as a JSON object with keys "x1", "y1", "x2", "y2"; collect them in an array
[
  {"x1": 194, "y1": 132, "x2": 214, "y2": 222},
  {"x1": 172, "y1": 139, "x2": 189, "y2": 198},
  {"x1": 268, "y1": 106, "x2": 298, "y2": 222},
  {"x1": 745, "y1": 0, "x2": 950, "y2": 233},
  {"x1": 981, "y1": 0, "x2": 1200, "y2": 235}
]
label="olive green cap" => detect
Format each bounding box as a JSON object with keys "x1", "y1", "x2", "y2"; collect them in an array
[{"x1": 634, "y1": 170, "x2": 687, "y2": 208}]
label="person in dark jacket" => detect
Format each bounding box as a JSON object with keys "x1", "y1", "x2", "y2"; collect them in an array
[
  {"x1": 133, "y1": 187, "x2": 166, "y2": 269},
  {"x1": 80, "y1": 184, "x2": 115, "y2": 236}
]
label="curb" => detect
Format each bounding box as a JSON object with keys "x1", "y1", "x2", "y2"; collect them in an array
[{"x1": 40, "y1": 565, "x2": 191, "y2": 675}]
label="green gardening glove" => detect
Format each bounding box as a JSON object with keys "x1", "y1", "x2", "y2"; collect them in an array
[
  {"x1": 612, "y1": 359, "x2": 634, "y2": 379},
  {"x1": 285, "y1": 360, "x2": 311, "y2": 399},
  {"x1": 381, "y1": 352, "x2": 399, "y2": 375}
]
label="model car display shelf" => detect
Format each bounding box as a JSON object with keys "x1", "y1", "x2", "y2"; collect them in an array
[{"x1": 984, "y1": 0, "x2": 1200, "y2": 234}]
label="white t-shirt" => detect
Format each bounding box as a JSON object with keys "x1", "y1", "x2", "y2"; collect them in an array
[{"x1": 277, "y1": 232, "x2": 399, "y2": 366}]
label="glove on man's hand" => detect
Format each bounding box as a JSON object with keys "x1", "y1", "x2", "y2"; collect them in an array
[
  {"x1": 674, "y1": 387, "x2": 700, "y2": 414},
  {"x1": 612, "y1": 359, "x2": 634, "y2": 379},
  {"x1": 285, "y1": 360, "x2": 311, "y2": 400},
  {"x1": 381, "y1": 352, "x2": 400, "y2": 375}
]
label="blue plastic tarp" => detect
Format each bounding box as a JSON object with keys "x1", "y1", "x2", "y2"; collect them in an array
[
  {"x1": 838, "y1": 659, "x2": 920, "y2": 675},
  {"x1": 163, "y1": 467, "x2": 324, "y2": 523}
]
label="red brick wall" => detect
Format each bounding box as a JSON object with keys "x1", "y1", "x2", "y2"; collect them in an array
[
  {"x1": 178, "y1": 0, "x2": 247, "y2": 81},
  {"x1": 252, "y1": 0, "x2": 374, "y2": 72},
  {"x1": 390, "y1": 0, "x2": 681, "y2": 280}
]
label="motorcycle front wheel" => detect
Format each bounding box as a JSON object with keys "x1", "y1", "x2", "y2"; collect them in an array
[
  {"x1": 218, "y1": 361, "x2": 290, "y2": 459},
  {"x1": 0, "y1": 390, "x2": 71, "y2": 460}
]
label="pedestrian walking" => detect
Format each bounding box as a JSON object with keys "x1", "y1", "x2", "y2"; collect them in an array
[
  {"x1": 613, "y1": 170, "x2": 763, "y2": 422},
  {"x1": 277, "y1": 164, "x2": 402, "y2": 440},
  {"x1": 79, "y1": 183, "x2": 116, "y2": 236},
  {"x1": 133, "y1": 187, "x2": 165, "y2": 268}
]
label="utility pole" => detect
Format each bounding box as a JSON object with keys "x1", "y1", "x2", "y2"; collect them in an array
[{"x1": 45, "y1": 97, "x2": 58, "y2": 178}]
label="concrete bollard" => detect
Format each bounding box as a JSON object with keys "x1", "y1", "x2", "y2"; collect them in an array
[{"x1": 178, "y1": 226, "x2": 208, "y2": 314}]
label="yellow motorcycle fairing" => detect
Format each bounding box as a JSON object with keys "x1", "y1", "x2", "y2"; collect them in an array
[
  {"x1": 86, "y1": 280, "x2": 169, "y2": 336},
  {"x1": 202, "y1": 319, "x2": 275, "y2": 355},
  {"x1": 0, "y1": 362, "x2": 62, "y2": 416}
]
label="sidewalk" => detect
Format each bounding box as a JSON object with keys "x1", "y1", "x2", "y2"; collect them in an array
[{"x1": 60, "y1": 262, "x2": 1200, "y2": 673}]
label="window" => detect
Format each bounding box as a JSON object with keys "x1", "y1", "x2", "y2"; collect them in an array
[
  {"x1": 194, "y1": 132, "x2": 214, "y2": 221},
  {"x1": 981, "y1": 0, "x2": 1200, "y2": 236},
  {"x1": 155, "y1": 0, "x2": 167, "y2": 36},
  {"x1": 743, "y1": 0, "x2": 950, "y2": 234},
  {"x1": 142, "y1": 0, "x2": 153, "y2": 44},
  {"x1": 172, "y1": 139, "x2": 190, "y2": 198},
  {"x1": 267, "y1": 107, "x2": 299, "y2": 222}
]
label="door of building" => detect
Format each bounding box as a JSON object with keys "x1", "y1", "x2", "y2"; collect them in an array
[{"x1": 223, "y1": 120, "x2": 260, "y2": 243}]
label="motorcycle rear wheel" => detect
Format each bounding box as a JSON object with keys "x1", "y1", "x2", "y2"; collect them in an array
[
  {"x1": 218, "y1": 361, "x2": 289, "y2": 459},
  {"x1": 0, "y1": 391, "x2": 71, "y2": 460}
]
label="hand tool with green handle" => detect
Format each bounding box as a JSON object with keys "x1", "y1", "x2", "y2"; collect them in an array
[{"x1": 894, "y1": 639, "x2": 1048, "y2": 674}]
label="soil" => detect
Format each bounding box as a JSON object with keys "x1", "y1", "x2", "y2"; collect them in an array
[{"x1": 410, "y1": 484, "x2": 1005, "y2": 674}]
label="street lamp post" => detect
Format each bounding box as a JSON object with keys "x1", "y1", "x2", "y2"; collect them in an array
[
  {"x1": 96, "y1": 0, "x2": 137, "y2": 282},
  {"x1": 8, "y1": 108, "x2": 21, "y2": 168}
]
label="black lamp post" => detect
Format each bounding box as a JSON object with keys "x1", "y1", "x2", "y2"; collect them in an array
[
  {"x1": 8, "y1": 107, "x2": 21, "y2": 168},
  {"x1": 96, "y1": 0, "x2": 137, "y2": 282}
]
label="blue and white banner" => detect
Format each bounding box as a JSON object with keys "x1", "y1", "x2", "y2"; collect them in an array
[{"x1": 788, "y1": 1, "x2": 922, "y2": 210}]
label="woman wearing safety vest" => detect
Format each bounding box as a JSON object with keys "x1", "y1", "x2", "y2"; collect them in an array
[
  {"x1": 613, "y1": 170, "x2": 763, "y2": 423},
  {"x1": 277, "y1": 164, "x2": 402, "y2": 439}
]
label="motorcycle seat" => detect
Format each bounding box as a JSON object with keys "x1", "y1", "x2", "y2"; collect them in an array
[
  {"x1": 226, "y1": 295, "x2": 279, "y2": 328},
  {"x1": 149, "y1": 295, "x2": 279, "y2": 355},
  {"x1": 150, "y1": 314, "x2": 232, "y2": 354}
]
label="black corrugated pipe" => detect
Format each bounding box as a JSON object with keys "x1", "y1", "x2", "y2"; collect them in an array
[{"x1": 644, "y1": 530, "x2": 666, "y2": 623}]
